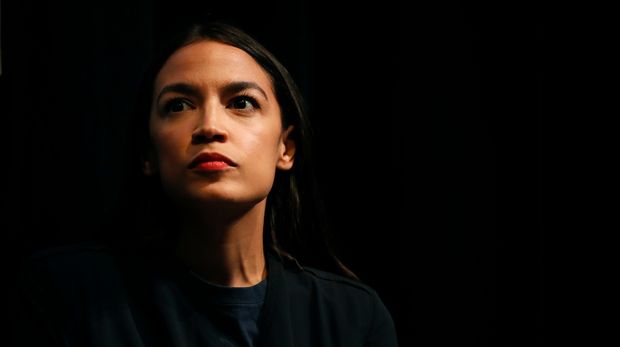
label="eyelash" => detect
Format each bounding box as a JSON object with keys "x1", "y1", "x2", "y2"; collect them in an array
[
  {"x1": 163, "y1": 98, "x2": 194, "y2": 114},
  {"x1": 228, "y1": 94, "x2": 260, "y2": 111},
  {"x1": 161, "y1": 94, "x2": 260, "y2": 115}
]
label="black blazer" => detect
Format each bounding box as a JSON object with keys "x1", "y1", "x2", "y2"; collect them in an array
[{"x1": 12, "y1": 243, "x2": 398, "y2": 347}]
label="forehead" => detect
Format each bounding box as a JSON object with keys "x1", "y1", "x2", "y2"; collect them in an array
[{"x1": 154, "y1": 40, "x2": 274, "y2": 94}]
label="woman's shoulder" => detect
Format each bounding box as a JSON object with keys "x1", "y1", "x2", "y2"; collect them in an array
[
  {"x1": 15, "y1": 242, "x2": 128, "y2": 295},
  {"x1": 300, "y1": 265, "x2": 376, "y2": 295},
  {"x1": 272, "y1": 254, "x2": 398, "y2": 345},
  {"x1": 272, "y1": 253, "x2": 381, "y2": 303},
  {"x1": 20, "y1": 243, "x2": 119, "y2": 272}
]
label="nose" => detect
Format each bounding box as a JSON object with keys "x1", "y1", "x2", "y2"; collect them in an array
[{"x1": 191, "y1": 105, "x2": 228, "y2": 144}]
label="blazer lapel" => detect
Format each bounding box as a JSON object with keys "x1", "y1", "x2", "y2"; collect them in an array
[{"x1": 256, "y1": 252, "x2": 296, "y2": 347}]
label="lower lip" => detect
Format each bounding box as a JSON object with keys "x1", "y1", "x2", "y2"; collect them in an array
[{"x1": 192, "y1": 161, "x2": 231, "y2": 172}]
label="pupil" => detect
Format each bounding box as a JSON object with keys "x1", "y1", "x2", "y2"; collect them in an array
[{"x1": 172, "y1": 102, "x2": 184, "y2": 112}]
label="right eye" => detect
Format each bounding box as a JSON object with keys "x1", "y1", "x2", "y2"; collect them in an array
[{"x1": 163, "y1": 98, "x2": 194, "y2": 114}]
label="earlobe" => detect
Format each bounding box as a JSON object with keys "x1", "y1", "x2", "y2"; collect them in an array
[
  {"x1": 142, "y1": 151, "x2": 158, "y2": 176},
  {"x1": 142, "y1": 160, "x2": 155, "y2": 176},
  {"x1": 142, "y1": 149, "x2": 158, "y2": 176},
  {"x1": 277, "y1": 125, "x2": 296, "y2": 171}
]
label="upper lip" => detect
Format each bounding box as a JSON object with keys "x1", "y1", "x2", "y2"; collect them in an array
[{"x1": 188, "y1": 152, "x2": 238, "y2": 169}]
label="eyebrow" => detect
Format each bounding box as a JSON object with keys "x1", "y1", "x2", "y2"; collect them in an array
[
  {"x1": 156, "y1": 83, "x2": 201, "y2": 104},
  {"x1": 156, "y1": 81, "x2": 269, "y2": 104},
  {"x1": 222, "y1": 81, "x2": 269, "y2": 101}
]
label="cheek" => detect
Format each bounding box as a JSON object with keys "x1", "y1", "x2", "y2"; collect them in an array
[
  {"x1": 244, "y1": 128, "x2": 281, "y2": 164},
  {"x1": 239, "y1": 130, "x2": 283, "y2": 193},
  {"x1": 151, "y1": 126, "x2": 189, "y2": 169},
  {"x1": 151, "y1": 126, "x2": 191, "y2": 199}
]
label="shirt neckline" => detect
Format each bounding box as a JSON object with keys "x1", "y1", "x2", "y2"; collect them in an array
[{"x1": 187, "y1": 270, "x2": 268, "y2": 305}]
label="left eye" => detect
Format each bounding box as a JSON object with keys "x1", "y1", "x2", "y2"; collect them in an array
[
  {"x1": 229, "y1": 96, "x2": 258, "y2": 110},
  {"x1": 163, "y1": 98, "x2": 194, "y2": 114}
]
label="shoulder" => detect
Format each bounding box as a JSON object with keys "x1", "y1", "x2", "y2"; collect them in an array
[
  {"x1": 24, "y1": 242, "x2": 115, "y2": 262},
  {"x1": 273, "y1": 253, "x2": 381, "y2": 305},
  {"x1": 275, "y1": 256, "x2": 398, "y2": 346},
  {"x1": 12, "y1": 243, "x2": 152, "y2": 345},
  {"x1": 297, "y1": 265, "x2": 391, "y2": 319},
  {"x1": 20, "y1": 243, "x2": 119, "y2": 275},
  {"x1": 300, "y1": 265, "x2": 376, "y2": 296},
  {"x1": 16, "y1": 243, "x2": 125, "y2": 299},
  {"x1": 275, "y1": 254, "x2": 382, "y2": 311}
]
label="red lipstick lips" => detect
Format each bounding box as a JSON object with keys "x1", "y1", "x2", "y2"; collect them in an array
[{"x1": 188, "y1": 152, "x2": 237, "y2": 172}]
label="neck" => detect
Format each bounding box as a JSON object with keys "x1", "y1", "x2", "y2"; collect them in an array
[{"x1": 174, "y1": 200, "x2": 267, "y2": 287}]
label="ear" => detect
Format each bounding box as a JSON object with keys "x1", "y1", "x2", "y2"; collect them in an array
[
  {"x1": 141, "y1": 151, "x2": 158, "y2": 176},
  {"x1": 276, "y1": 125, "x2": 296, "y2": 171}
]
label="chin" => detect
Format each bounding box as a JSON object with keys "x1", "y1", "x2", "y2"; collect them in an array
[{"x1": 189, "y1": 187, "x2": 265, "y2": 205}]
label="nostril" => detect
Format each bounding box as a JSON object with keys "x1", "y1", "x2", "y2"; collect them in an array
[
  {"x1": 191, "y1": 133, "x2": 226, "y2": 144},
  {"x1": 191, "y1": 133, "x2": 208, "y2": 144},
  {"x1": 211, "y1": 134, "x2": 226, "y2": 142}
]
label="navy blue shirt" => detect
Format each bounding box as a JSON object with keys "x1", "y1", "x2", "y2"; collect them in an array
[{"x1": 187, "y1": 270, "x2": 267, "y2": 346}]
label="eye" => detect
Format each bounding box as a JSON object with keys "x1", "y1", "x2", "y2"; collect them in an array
[
  {"x1": 228, "y1": 96, "x2": 260, "y2": 111},
  {"x1": 163, "y1": 98, "x2": 194, "y2": 114}
]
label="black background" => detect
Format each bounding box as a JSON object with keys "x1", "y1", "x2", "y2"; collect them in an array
[{"x1": 0, "y1": 0, "x2": 544, "y2": 345}]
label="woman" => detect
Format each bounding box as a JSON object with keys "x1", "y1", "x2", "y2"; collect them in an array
[{"x1": 12, "y1": 21, "x2": 398, "y2": 347}]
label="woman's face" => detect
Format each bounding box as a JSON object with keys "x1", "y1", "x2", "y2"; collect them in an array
[{"x1": 147, "y1": 40, "x2": 295, "y2": 210}]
